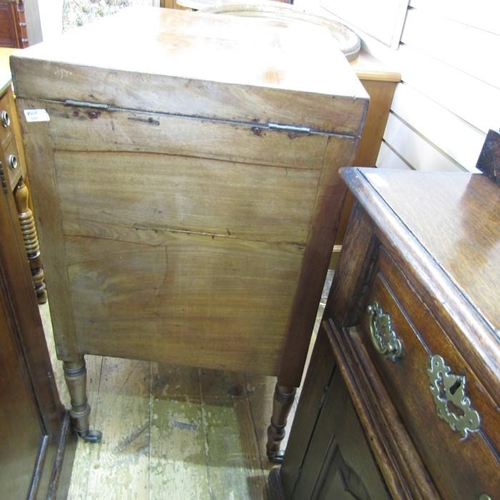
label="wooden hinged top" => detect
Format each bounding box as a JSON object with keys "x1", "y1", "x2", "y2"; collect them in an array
[{"x1": 9, "y1": 6, "x2": 368, "y2": 135}]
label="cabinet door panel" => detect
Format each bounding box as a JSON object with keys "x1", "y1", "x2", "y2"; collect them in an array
[
  {"x1": 0, "y1": 285, "x2": 42, "y2": 498},
  {"x1": 292, "y1": 331, "x2": 389, "y2": 500},
  {"x1": 0, "y1": 169, "x2": 45, "y2": 498},
  {"x1": 314, "y1": 380, "x2": 386, "y2": 500}
]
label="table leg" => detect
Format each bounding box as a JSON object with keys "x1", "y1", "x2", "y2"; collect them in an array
[
  {"x1": 63, "y1": 356, "x2": 102, "y2": 443},
  {"x1": 266, "y1": 383, "x2": 296, "y2": 463}
]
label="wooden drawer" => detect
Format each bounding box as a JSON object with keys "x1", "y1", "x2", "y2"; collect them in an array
[
  {"x1": 0, "y1": 85, "x2": 27, "y2": 191},
  {"x1": 358, "y1": 247, "x2": 499, "y2": 499},
  {"x1": 272, "y1": 168, "x2": 499, "y2": 500}
]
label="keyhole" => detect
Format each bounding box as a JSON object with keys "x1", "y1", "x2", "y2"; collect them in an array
[{"x1": 449, "y1": 380, "x2": 461, "y2": 395}]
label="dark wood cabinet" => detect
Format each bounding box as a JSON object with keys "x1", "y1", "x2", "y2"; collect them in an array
[
  {"x1": 270, "y1": 168, "x2": 499, "y2": 499},
  {"x1": 274, "y1": 329, "x2": 390, "y2": 499},
  {"x1": 0, "y1": 103, "x2": 74, "y2": 497},
  {"x1": 0, "y1": 1, "x2": 28, "y2": 48}
]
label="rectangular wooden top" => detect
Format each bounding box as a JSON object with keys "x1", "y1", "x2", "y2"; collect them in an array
[
  {"x1": 349, "y1": 168, "x2": 499, "y2": 334},
  {"x1": 10, "y1": 6, "x2": 368, "y2": 135},
  {"x1": 342, "y1": 167, "x2": 499, "y2": 396}
]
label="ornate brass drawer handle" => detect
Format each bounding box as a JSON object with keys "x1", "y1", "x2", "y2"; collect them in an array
[
  {"x1": 366, "y1": 302, "x2": 403, "y2": 361},
  {"x1": 428, "y1": 355, "x2": 481, "y2": 438}
]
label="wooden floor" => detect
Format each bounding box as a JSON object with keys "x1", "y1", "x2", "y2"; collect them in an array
[{"x1": 40, "y1": 275, "x2": 330, "y2": 500}]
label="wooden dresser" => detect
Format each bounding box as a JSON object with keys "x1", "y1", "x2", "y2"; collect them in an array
[
  {"x1": 271, "y1": 168, "x2": 499, "y2": 498},
  {"x1": 10, "y1": 7, "x2": 368, "y2": 457},
  {"x1": 0, "y1": 0, "x2": 29, "y2": 48}
]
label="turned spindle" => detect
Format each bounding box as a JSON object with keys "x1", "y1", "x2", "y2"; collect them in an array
[
  {"x1": 266, "y1": 383, "x2": 297, "y2": 462},
  {"x1": 14, "y1": 179, "x2": 47, "y2": 304}
]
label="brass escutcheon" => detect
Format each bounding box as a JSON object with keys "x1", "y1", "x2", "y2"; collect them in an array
[{"x1": 428, "y1": 355, "x2": 481, "y2": 438}]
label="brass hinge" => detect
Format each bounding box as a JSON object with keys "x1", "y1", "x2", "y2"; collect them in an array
[
  {"x1": 0, "y1": 161, "x2": 8, "y2": 193},
  {"x1": 64, "y1": 99, "x2": 110, "y2": 110},
  {"x1": 268, "y1": 122, "x2": 311, "y2": 134}
]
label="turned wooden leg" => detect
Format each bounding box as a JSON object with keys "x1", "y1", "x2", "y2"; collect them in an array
[
  {"x1": 266, "y1": 383, "x2": 296, "y2": 463},
  {"x1": 14, "y1": 179, "x2": 47, "y2": 304},
  {"x1": 63, "y1": 357, "x2": 102, "y2": 443}
]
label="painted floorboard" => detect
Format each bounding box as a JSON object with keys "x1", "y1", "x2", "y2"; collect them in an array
[{"x1": 150, "y1": 364, "x2": 211, "y2": 499}]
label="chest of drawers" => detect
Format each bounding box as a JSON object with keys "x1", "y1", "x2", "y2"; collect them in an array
[
  {"x1": 272, "y1": 168, "x2": 499, "y2": 498},
  {"x1": 10, "y1": 7, "x2": 368, "y2": 453}
]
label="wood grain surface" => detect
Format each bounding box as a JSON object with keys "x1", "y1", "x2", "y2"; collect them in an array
[{"x1": 332, "y1": 167, "x2": 500, "y2": 499}]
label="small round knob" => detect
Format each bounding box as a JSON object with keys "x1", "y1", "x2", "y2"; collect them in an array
[
  {"x1": 1, "y1": 110, "x2": 10, "y2": 128},
  {"x1": 8, "y1": 154, "x2": 18, "y2": 170}
]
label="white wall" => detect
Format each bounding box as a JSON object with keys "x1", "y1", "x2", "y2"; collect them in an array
[
  {"x1": 295, "y1": 0, "x2": 500, "y2": 173},
  {"x1": 36, "y1": 0, "x2": 160, "y2": 41},
  {"x1": 37, "y1": 0, "x2": 64, "y2": 41},
  {"x1": 25, "y1": 0, "x2": 43, "y2": 45}
]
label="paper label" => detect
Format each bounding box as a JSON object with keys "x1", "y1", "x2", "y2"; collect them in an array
[{"x1": 24, "y1": 109, "x2": 50, "y2": 123}]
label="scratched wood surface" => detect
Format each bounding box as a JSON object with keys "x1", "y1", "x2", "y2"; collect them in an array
[{"x1": 39, "y1": 272, "x2": 331, "y2": 500}]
